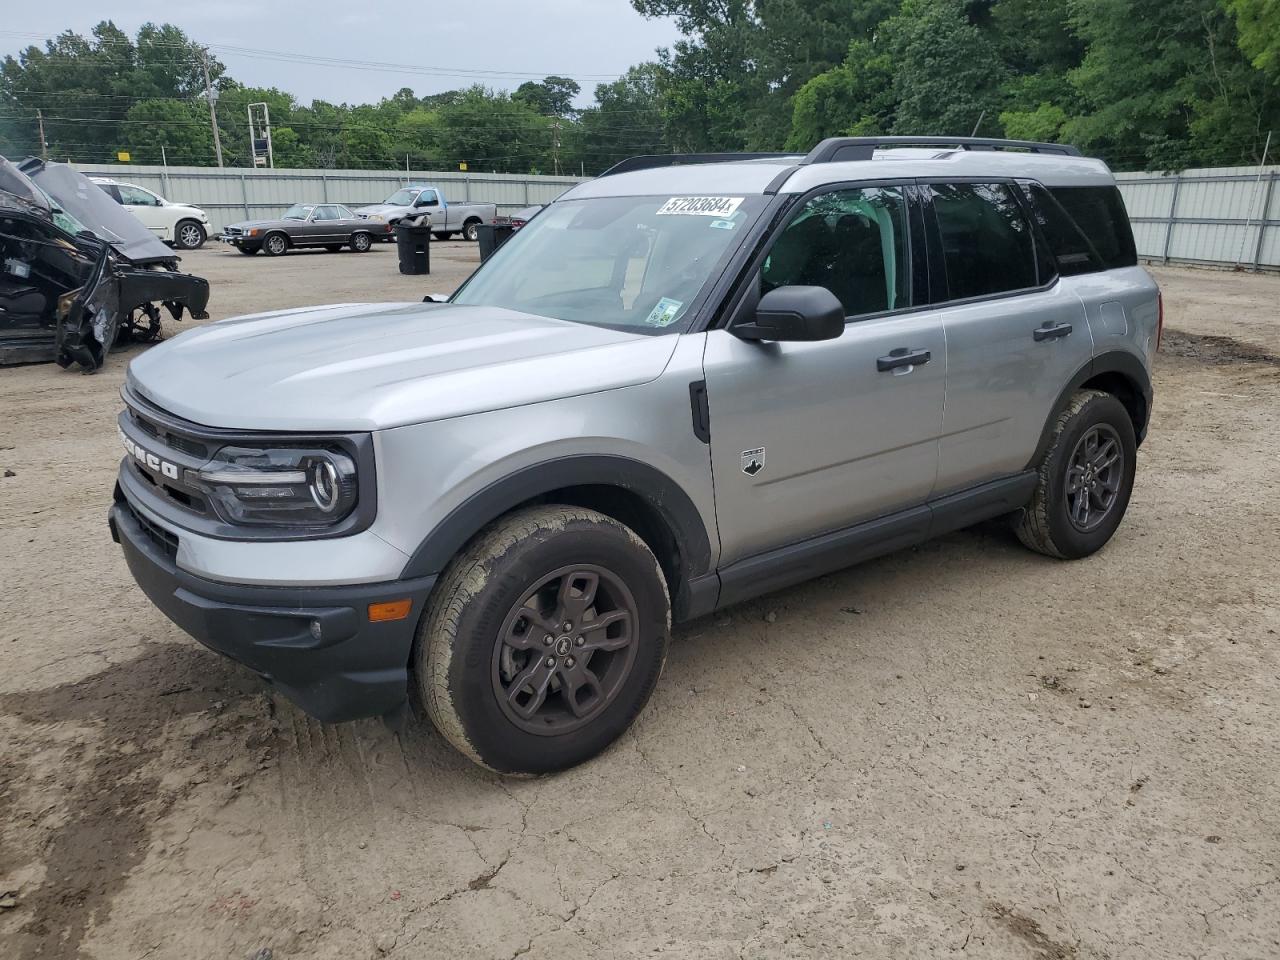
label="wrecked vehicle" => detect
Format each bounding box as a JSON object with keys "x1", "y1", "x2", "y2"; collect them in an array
[{"x1": 0, "y1": 156, "x2": 209, "y2": 371}]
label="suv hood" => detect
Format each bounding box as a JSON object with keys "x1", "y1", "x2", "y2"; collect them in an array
[{"x1": 126, "y1": 302, "x2": 679, "y2": 431}]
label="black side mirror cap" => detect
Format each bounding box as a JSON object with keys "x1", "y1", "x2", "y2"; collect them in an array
[{"x1": 733, "y1": 285, "x2": 845, "y2": 342}]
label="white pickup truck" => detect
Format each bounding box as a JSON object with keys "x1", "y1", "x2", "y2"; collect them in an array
[{"x1": 353, "y1": 186, "x2": 497, "y2": 241}]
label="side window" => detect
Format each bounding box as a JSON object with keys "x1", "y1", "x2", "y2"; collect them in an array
[
  {"x1": 761, "y1": 186, "x2": 910, "y2": 317},
  {"x1": 334, "y1": 205, "x2": 355, "y2": 219},
  {"x1": 1047, "y1": 186, "x2": 1137, "y2": 269},
  {"x1": 96, "y1": 183, "x2": 124, "y2": 204},
  {"x1": 117, "y1": 185, "x2": 160, "y2": 206},
  {"x1": 1019, "y1": 182, "x2": 1101, "y2": 276},
  {"x1": 417, "y1": 190, "x2": 439, "y2": 207},
  {"x1": 929, "y1": 182, "x2": 1038, "y2": 300},
  {"x1": 313, "y1": 205, "x2": 340, "y2": 221}
]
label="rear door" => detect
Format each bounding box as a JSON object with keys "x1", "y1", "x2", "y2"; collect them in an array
[
  {"x1": 924, "y1": 180, "x2": 1092, "y2": 494},
  {"x1": 703, "y1": 183, "x2": 946, "y2": 565}
]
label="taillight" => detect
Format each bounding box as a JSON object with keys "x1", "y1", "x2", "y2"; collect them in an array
[{"x1": 1156, "y1": 289, "x2": 1164, "y2": 352}]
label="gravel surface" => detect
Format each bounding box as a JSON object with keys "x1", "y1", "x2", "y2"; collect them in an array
[{"x1": 1, "y1": 253, "x2": 1278, "y2": 960}]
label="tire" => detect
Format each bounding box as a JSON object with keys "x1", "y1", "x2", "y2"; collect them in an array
[
  {"x1": 263, "y1": 232, "x2": 289, "y2": 257},
  {"x1": 174, "y1": 220, "x2": 206, "y2": 250},
  {"x1": 237, "y1": 245, "x2": 259, "y2": 256},
  {"x1": 415, "y1": 505, "x2": 671, "y2": 775},
  {"x1": 325, "y1": 244, "x2": 343, "y2": 252},
  {"x1": 462, "y1": 220, "x2": 481, "y2": 242},
  {"x1": 350, "y1": 232, "x2": 372, "y2": 253},
  {"x1": 1015, "y1": 389, "x2": 1137, "y2": 560},
  {"x1": 435, "y1": 232, "x2": 455, "y2": 241}
]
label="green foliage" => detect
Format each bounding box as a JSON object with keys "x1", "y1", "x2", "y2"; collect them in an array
[
  {"x1": 1064, "y1": 0, "x2": 1279, "y2": 168},
  {"x1": 883, "y1": 0, "x2": 1008, "y2": 136},
  {"x1": 513, "y1": 76, "x2": 581, "y2": 117},
  {"x1": 3, "y1": 7, "x2": 1279, "y2": 176},
  {"x1": 1227, "y1": 0, "x2": 1280, "y2": 79},
  {"x1": 786, "y1": 42, "x2": 894, "y2": 149}
]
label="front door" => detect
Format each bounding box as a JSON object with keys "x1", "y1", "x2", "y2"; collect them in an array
[
  {"x1": 703, "y1": 185, "x2": 947, "y2": 566},
  {"x1": 116, "y1": 184, "x2": 168, "y2": 238}
]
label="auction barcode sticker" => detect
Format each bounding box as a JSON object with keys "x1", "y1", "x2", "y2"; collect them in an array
[{"x1": 656, "y1": 196, "x2": 744, "y2": 217}]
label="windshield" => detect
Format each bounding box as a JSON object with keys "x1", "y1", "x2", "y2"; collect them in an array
[
  {"x1": 282, "y1": 204, "x2": 313, "y2": 220},
  {"x1": 452, "y1": 194, "x2": 767, "y2": 334},
  {"x1": 34, "y1": 185, "x2": 90, "y2": 235},
  {"x1": 383, "y1": 188, "x2": 419, "y2": 206}
]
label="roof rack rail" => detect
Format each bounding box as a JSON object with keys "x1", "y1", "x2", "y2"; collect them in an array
[
  {"x1": 803, "y1": 136, "x2": 1082, "y2": 164},
  {"x1": 599, "y1": 152, "x2": 796, "y2": 177}
]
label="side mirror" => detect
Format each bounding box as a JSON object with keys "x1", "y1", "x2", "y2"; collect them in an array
[{"x1": 733, "y1": 285, "x2": 845, "y2": 342}]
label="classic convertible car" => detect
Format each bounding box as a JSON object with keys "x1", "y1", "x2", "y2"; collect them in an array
[
  {"x1": 220, "y1": 203, "x2": 390, "y2": 255},
  {"x1": 0, "y1": 156, "x2": 209, "y2": 371}
]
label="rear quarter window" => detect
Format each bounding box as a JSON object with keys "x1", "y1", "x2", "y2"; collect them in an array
[{"x1": 1047, "y1": 186, "x2": 1137, "y2": 270}]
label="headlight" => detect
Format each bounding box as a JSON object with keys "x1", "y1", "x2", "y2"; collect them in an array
[
  {"x1": 188, "y1": 445, "x2": 358, "y2": 527},
  {"x1": 247, "y1": 228, "x2": 260, "y2": 237},
  {"x1": 366, "y1": 214, "x2": 384, "y2": 222}
]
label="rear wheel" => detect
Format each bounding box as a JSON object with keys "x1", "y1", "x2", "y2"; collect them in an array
[
  {"x1": 435, "y1": 231, "x2": 455, "y2": 241},
  {"x1": 174, "y1": 220, "x2": 206, "y2": 250},
  {"x1": 350, "y1": 232, "x2": 372, "y2": 252},
  {"x1": 462, "y1": 220, "x2": 481, "y2": 242},
  {"x1": 415, "y1": 505, "x2": 670, "y2": 774},
  {"x1": 1015, "y1": 389, "x2": 1137, "y2": 559},
  {"x1": 263, "y1": 232, "x2": 289, "y2": 257}
]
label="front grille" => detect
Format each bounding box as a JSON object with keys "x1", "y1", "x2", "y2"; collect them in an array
[
  {"x1": 130, "y1": 411, "x2": 209, "y2": 459},
  {"x1": 128, "y1": 502, "x2": 179, "y2": 559}
]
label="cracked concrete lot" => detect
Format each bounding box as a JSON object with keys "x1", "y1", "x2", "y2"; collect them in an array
[{"x1": 1, "y1": 248, "x2": 1278, "y2": 959}]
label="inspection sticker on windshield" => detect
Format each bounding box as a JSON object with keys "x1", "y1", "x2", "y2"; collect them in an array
[
  {"x1": 656, "y1": 196, "x2": 744, "y2": 217},
  {"x1": 644, "y1": 297, "x2": 685, "y2": 327}
]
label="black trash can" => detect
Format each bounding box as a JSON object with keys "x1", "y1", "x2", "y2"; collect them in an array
[
  {"x1": 476, "y1": 222, "x2": 515, "y2": 263},
  {"x1": 394, "y1": 219, "x2": 431, "y2": 275}
]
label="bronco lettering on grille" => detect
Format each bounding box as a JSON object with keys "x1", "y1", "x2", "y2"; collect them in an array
[{"x1": 119, "y1": 427, "x2": 180, "y2": 480}]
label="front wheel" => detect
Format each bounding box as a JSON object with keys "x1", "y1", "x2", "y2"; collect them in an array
[
  {"x1": 262, "y1": 232, "x2": 289, "y2": 257},
  {"x1": 462, "y1": 220, "x2": 481, "y2": 242},
  {"x1": 415, "y1": 505, "x2": 670, "y2": 774},
  {"x1": 1015, "y1": 389, "x2": 1137, "y2": 559},
  {"x1": 175, "y1": 220, "x2": 206, "y2": 250}
]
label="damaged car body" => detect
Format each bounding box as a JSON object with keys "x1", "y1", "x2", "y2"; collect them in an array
[{"x1": 0, "y1": 156, "x2": 209, "y2": 371}]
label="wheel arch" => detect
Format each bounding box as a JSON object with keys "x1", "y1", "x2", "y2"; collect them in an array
[
  {"x1": 1026, "y1": 350, "x2": 1152, "y2": 471},
  {"x1": 400, "y1": 455, "x2": 717, "y2": 621}
]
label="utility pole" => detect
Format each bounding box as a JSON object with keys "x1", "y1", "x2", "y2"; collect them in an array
[
  {"x1": 200, "y1": 48, "x2": 224, "y2": 167},
  {"x1": 36, "y1": 109, "x2": 48, "y2": 159},
  {"x1": 551, "y1": 120, "x2": 562, "y2": 177}
]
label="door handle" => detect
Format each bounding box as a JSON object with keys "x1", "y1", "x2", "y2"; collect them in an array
[
  {"x1": 877, "y1": 347, "x2": 932, "y2": 372},
  {"x1": 1034, "y1": 321, "x2": 1073, "y2": 341}
]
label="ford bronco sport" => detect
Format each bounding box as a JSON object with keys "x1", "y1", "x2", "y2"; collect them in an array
[{"x1": 110, "y1": 137, "x2": 1159, "y2": 774}]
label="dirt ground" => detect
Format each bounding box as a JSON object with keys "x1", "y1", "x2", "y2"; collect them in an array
[{"x1": 1, "y1": 246, "x2": 1278, "y2": 960}]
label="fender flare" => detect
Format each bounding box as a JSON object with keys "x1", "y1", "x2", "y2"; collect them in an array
[
  {"x1": 399, "y1": 455, "x2": 715, "y2": 587},
  {"x1": 1026, "y1": 350, "x2": 1153, "y2": 470}
]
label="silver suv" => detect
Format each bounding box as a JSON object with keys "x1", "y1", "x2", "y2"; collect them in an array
[{"x1": 110, "y1": 137, "x2": 1160, "y2": 774}]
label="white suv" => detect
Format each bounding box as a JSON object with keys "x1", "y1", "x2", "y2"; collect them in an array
[{"x1": 91, "y1": 177, "x2": 211, "y2": 250}]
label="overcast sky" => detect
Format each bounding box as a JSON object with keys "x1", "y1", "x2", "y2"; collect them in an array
[{"x1": 4, "y1": 1, "x2": 681, "y2": 106}]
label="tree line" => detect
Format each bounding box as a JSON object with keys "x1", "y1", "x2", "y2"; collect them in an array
[{"x1": 1, "y1": 1, "x2": 1277, "y2": 176}]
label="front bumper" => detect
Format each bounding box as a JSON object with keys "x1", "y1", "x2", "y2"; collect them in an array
[{"x1": 110, "y1": 501, "x2": 435, "y2": 722}]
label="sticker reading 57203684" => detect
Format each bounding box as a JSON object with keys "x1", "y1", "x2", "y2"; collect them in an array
[{"x1": 656, "y1": 196, "x2": 744, "y2": 217}]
